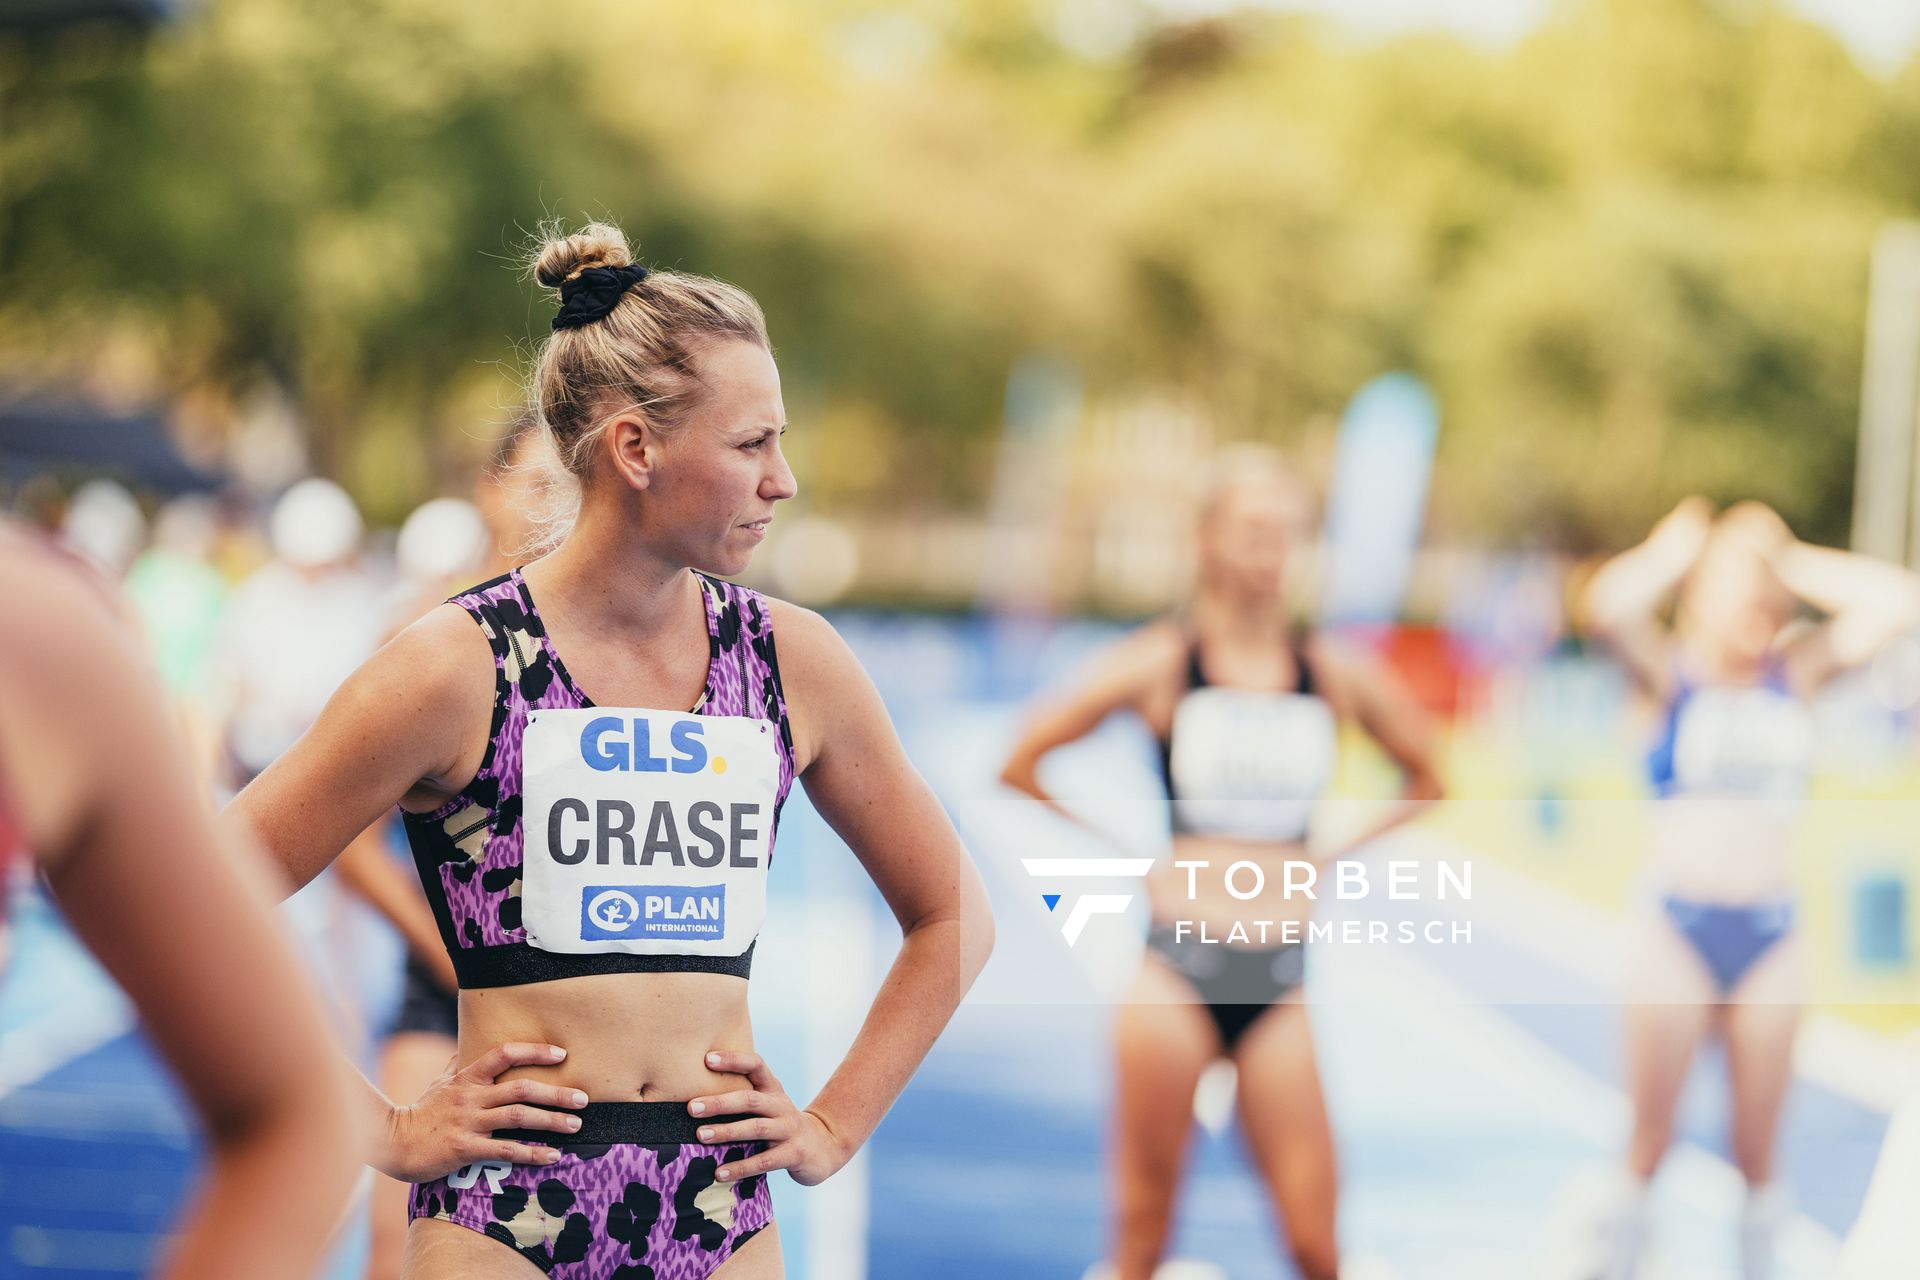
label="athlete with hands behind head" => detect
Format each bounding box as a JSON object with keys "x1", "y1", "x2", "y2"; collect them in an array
[{"x1": 1580, "y1": 495, "x2": 1920, "y2": 1280}]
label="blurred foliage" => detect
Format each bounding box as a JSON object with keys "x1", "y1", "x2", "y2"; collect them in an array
[{"x1": 0, "y1": 0, "x2": 1914, "y2": 544}]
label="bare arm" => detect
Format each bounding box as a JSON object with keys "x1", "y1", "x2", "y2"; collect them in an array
[
  {"x1": 223, "y1": 604, "x2": 490, "y2": 895},
  {"x1": 1307, "y1": 638, "x2": 1445, "y2": 863},
  {"x1": 997, "y1": 621, "x2": 1183, "y2": 842},
  {"x1": 1580, "y1": 496, "x2": 1714, "y2": 699},
  {"x1": 689, "y1": 603, "x2": 994, "y2": 1186},
  {"x1": 5, "y1": 551, "x2": 358, "y2": 1280},
  {"x1": 1708, "y1": 500, "x2": 1920, "y2": 691},
  {"x1": 320, "y1": 581, "x2": 483, "y2": 988},
  {"x1": 220, "y1": 604, "x2": 581, "y2": 1178},
  {"x1": 1773, "y1": 543, "x2": 1920, "y2": 690}
]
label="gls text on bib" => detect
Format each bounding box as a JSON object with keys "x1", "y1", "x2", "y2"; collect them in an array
[{"x1": 520, "y1": 708, "x2": 779, "y2": 956}]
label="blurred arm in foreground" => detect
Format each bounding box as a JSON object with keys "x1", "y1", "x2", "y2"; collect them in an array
[{"x1": 0, "y1": 527, "x2": 360, "y2": 1280}]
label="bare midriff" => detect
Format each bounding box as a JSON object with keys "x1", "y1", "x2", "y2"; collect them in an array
[
  {"x1": 1147, "y1": 832, "x2": 1318, "y2": 939},
  {"x1": 460, "y1": 972, "x2": 755, "y2": 1101},
  {"x1": 1646, "y1": 793, "x2": 1798, "y2": 904}
]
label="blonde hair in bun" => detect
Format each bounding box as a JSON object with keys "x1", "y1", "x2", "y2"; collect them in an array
[{"x1": 522, "y1": 218, "x2": 770, "y2": 547}]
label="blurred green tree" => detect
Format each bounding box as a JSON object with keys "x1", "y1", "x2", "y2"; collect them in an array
[{"x1": 0, "y1": 0, "x2": 1909, "y2": 549}]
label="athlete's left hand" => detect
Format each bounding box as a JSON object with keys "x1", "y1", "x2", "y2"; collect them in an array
[{"x1": 686, "y1": 1050, "x2": 850, "y2": 1187}]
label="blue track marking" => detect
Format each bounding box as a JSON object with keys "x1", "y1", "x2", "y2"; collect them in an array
[
  {"x1": 0, "y1": 1033, "x2": 196, "y2": 1278},
  {"x1": 0, "y1": 886, "x2": 374, "y2": 1279}
]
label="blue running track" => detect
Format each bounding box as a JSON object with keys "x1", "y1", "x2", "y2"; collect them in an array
[{"x1": 0, "y1": 616, "x2": 1895, "y2": 1278}]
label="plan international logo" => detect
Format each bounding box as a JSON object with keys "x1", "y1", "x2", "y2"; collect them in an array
[
  {"x1": 580, "y1": 885, "x2": 726, "y2": 941},
  {"x1": 1021, "y1": 858, "x2": 1155, "y2": 946}
]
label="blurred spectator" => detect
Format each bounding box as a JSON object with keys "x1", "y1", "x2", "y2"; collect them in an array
[
  {"x1": 58, "y1": 477, "x2": 145, "y2": 580},
  {"x1": 211, "y1": 477, "x2": 383, "y2": 786},
  {"x1": 124, "y1": 494, "x2": 227, "y2": 698}
]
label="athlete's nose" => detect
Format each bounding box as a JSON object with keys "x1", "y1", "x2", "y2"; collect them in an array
[{"x1": 764, "y1": 442, "x2": 798, "y2": 503}]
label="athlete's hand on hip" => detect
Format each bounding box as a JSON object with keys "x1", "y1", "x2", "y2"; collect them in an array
[
  {"x1": 378, "y1": 1042, "x2": 588, "y2": 1182},
  {"x1": 687, "y1": 1050, "x2": 849, "y2": 1187}
]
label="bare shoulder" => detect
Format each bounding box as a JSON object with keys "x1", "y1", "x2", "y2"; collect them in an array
[
  {"x1": 291, "y1": 599, "x2": 500, "y2": 788},
  {"x1": 0, "y1": 537, "x2": 133, "y2": 676},
  {"x1": 1298, "y1": 631, "x2": 1378, "y2": 714},
  {"x1": 764, "y1": 596, "x2": 850, "y2": 679},
  {"x1": 1101, "y1": 617, "x2": 1188, "y2": 684},
  {"x1": 762, "y1": 597, "x2": 874, "y2": 774},
  {"x1": 0, "y1": 537, "x2": 163, "y2": 739},
  {"x1": 1300, "y1": 630, "x2": 1355, "y2": 680},
  {"x1": 0, "y1": 541, "x2": 168, "y2": 856},
  {"x1": 366, "y1": 601, "x2": 499, "y2": 722},
  {"x1": 1055, "y1": 617, "x2": 1188, "y2": 714},
  {"x1": 762, "y1": 597, "x2": 866, "y2": 713},
  {"x1": 392, "y1": 599, "x2": 497, "y2": 668}
]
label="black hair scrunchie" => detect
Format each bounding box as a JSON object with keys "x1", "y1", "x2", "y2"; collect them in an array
[{"x1": 551, "y1": 264, "x2": 651, "y2": 331}]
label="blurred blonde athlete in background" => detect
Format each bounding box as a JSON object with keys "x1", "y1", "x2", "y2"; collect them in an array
[
  {"x1": 1001, "y1": 450, "x2": 1441, "y2": 1280},
  {"x1": 1581, "y1": 498, "x2": 1920, "y2": 1280},
  {"x1": 0, "y1": 522, "x2": 360, "y2": 1279}
]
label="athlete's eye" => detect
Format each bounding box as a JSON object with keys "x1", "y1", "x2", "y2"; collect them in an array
[{"x1": 740, "y1": 427, "x2": 787, "y2": 451}]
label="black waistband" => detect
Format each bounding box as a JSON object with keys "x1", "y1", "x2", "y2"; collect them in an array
[
  {"x1": 493, "y1": 1102, "x2": 753, "y2": 1147},
  {"x1": 452, "y1": 940, "x2": 755, "y2": 989}
]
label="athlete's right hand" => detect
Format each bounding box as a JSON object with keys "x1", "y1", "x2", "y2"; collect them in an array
[{"x1": 375, "y1": 1042, "x2": 588, "y2": 1182}]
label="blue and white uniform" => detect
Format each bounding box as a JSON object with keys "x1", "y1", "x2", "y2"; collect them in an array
[{"x1": 1645, "y1": 662, "x2": 1814, "y2": 993}]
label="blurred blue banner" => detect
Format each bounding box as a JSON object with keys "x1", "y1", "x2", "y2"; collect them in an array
[{"x1": 1319, "y1": 372, "x2": 1439, "y2": 625}]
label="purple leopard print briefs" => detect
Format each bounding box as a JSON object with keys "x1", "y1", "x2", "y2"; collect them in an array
[{"x1": 409, "y1": 1103, "x2": 773, "y2": 1279}]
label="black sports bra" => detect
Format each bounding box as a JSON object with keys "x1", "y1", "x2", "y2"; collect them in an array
[{"x1": 402, "y1": 570, "x2": 797, "y2": 989}]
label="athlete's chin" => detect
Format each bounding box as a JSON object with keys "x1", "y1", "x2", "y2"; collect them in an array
[{"x1": 695, "y1": 544, "x2": 759, "y2": 579}]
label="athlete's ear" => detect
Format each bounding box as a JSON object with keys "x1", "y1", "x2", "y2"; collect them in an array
[{"x1": 603, "y1": 412, "x2": 661, "y2": 493}]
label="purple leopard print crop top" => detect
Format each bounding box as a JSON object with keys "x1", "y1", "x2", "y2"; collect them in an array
[{"x1": 402, "y1": 568, "x2": 796, "y2": 989}]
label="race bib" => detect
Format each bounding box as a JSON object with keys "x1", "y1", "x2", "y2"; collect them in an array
[
  {"x1": 520, "y1": 708, "x2": 780, "y2": 956},
  {"x1": 1672, "y1": 686, "x2": 1814, "y2": 802},
  {"x1": 1169, "y1": 689, "x2": 1338, "y2": 841}
]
